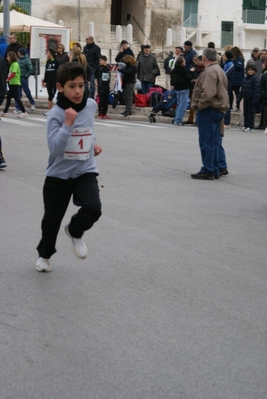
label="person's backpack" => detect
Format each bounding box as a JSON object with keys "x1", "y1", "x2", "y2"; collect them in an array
[{"x1": 150, "y1": 91, "x2": 162, "y2": 107}]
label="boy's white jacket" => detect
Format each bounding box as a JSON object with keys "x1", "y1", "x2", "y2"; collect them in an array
[{"x1": 45, "y1": 98, "x2": 99, "y2": 179}]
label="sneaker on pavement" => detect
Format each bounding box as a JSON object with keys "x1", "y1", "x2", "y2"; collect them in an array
[
  {"x1": 17, "y1": 112, "x2": 28, "y2": 118},
  {"x1": 13, "y1": 109, "x2": 21, "y2": 114},
  {"x1": 239, "y1": 127, "x2": 246, "y2": 131},
  {"x1": 0, "y1": 158, "x2": 7, "y2": 168},
  {"x1": 232, "y1": 107, "x2": 240, "y2": 112},
  {"x1": 65, "y1": 225, "x2": 88, "y2": 259},
  {"x1": 244, "y1": 127, "x2": 254, "y2": 132},
  {"x1": 0, "y1": 112, "x2": 7, "y2": 117},
  {"x1": 36, "y1": 257, "x2": 51, "y2": 272},
  {"x1": 44, "y1": 111, "x2": 48, "y2": 116},
  {"x1": 31, "y1": 104, "x2": 36, "y2": 111}
]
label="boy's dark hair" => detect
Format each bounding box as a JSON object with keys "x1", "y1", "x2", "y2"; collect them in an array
[
  {"x1": 175, "y1": 55, "x2": 185, "y2": 67},
  {"x1": 57, "y1": 62, "x2": 86, "y2": 86},
  {"x1": 47, "y1": 48, "x2": 57, "y2": 58},
  {"x1": 120, "y1": 40, "x2": 128, "y2": 45},
  {"x1": 208, "y1": 42, "x2": 215, "y2": 49},
  {"x1": 100, "y1": 55, "x2": 107, "y2": 62}
]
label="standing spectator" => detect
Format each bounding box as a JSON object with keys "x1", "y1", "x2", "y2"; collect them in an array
[
  {"x1": 191, "y1": 48, "x2": 229, "y2": 180},
  {"x1": 163, "y1": 50, "x2": 173, "y2": 90},
  {"x1": 0, "y1": 137, "x2": 7, "y2": 169},
  {"x1": 230, "y1": 46, "x2": 245, "y2": 112},
  {"x1": 170, "y1": 46, "x2": 183, "y2": 70},
  {"x1": 259, "y1": 60, "x2": 267, "y2": 133},
  {"x1": 0, "y1": 55, "x2": 7, "y2": 106},
  {"x1": 83, "y1": 36, "x2": 101, "y2": 98},
  {"x1": 237, "y1": 63, "x2": 259, "y2": 132},
  {"x1": 222, "y1": 51, "x2": 235, "y2": 128},
  {"x1": 0, "y1": 36, "x2": 8, "y2": 58},
  {"x1": 4, "y1": 34, "x2": 23, "y2": 63},
  {"x1": 13, "y1": 47, "x2": 36, "y2": 113},
  {"x1": 0, "y1": 51, "x2": 28, "y2": 118},
  {"x1": 120, "y1": 55, "x2": 136, "y2": 116},
  {"x1": 115, "y1": 40, "x2": 134, "y2": 63},
  {"x1": 56, "y1": 44, "x2": 69, "y2": 66},
  {"x1": 248, "y1": 47, "x2": 261, "y2": 78},
  {"x1": 43, "y1": 48, "x2": 59, "y2": 116},
  {"x1": 170, "y1": 55, "x2": 192, "y2": 126},
  {"x1": 183, "y1": 40, "x2": 197, "y2": 71},
  {"x1": 136, "y1": 44, "x2": 145, "y2": 62},
  {"x1": 95, "y1": 55, "x2": 110, "y2": 119},
  {"x1": 207, "y1": 42, "x2": 221, "y2": 64},
  {"x1": 71, "y1": 46, "x2": 92, "y2": 96},
  {"x1": 137, "y1": 45, "x2": 160, "y2": 94}
]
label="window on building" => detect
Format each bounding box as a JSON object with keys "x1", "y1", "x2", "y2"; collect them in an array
[
  {"x1": 242, "y1": 0, "x2": 265, "y2": 24},
  {"x1": 15, "y1": 0, "x2": 31, "y2": 15},
  {"x1": 183, "y1": 0, "x2": 198, "y2": 27},
  {"x1": 221, "y1": 21, "x2": 233, "y2": 48}
]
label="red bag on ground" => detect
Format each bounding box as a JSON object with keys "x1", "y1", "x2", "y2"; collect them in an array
[{"x1": 134, "y1": 94, "x2": 150, "y2": 107}]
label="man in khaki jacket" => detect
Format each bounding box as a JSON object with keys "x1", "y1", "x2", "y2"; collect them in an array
[{"x1": 191, "y1": 48, "x2": 229, "y2": 180}]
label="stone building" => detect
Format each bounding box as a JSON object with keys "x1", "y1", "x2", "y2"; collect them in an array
[{"x1": 15, "y1": 0, "x2": 267, "y2": 52}]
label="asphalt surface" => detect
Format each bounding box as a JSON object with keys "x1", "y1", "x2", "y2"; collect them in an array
[{"x1": 0, "y1": 114, "x2": 266, "y2": 399}]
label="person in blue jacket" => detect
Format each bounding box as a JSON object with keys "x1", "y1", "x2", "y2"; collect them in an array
[
  {"x1": 0, "y1": 35, "x2": 8, "y2": 59},
  {"x1": 230, "y1": 46, "x2": 245, "y2": 112},
  {"x1": 222, "y1": 51, "x2": 235, "y2": 128}
]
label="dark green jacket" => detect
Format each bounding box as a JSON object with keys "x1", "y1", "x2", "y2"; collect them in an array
[{"x1": 18, "y1": 55, "x2": 33, "y2": 79}]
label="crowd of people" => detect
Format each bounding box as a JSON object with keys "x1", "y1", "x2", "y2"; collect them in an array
[{"x1": 0, "y1": 33, "x2": 266, "y2": 268}]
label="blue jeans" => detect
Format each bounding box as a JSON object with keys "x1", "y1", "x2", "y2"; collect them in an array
[
  {"x1": 15, "y1": 78, "x2": 35, "y2": 110},
  {"x1": 174, "y1": 89, "x2": 189, "y2": 124},
  {"x1": 218, "y1": 134, "x2": 228, "y2": 171},
  {"x1": 197, "y1": 108, "x2": 224, "y2": 176},
  {"x1": 141, "y1": 81, "x2": 153, "y2": 94}
]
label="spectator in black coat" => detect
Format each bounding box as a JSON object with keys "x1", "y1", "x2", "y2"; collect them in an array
[
  {"x1": 237, "y1": 63, "x2": 259, "y2": 131},
  {"x1": 120, "y1": 55, "x2": 137, "y2": 116},
  {"x1": 115, "y1": 40, "x2": 134, "y2": 63}
]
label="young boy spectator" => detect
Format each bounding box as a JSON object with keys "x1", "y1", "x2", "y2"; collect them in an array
[
  {"x1": 36, "y1": 63, "x2": 102, "y2": 272},
  {"x1": 237, "y1": 63, "x2": 259, "y2": 132},
  {"x1": 43, "y1": 48, "x2": 59, "y2": 116},
  {"x1": 95, "y1": 55, "x2": 110, "y2": 119}
]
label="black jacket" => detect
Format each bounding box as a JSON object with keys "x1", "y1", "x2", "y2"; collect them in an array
[
  {"x1": 115, "y1": 47, "x2": 134, "y2": 63},
  {"x1": 259, "y1": 71, "x2": 267, "y2": 104},
  {"x1": 170, "y1": 65, "x2": 192, "y2": 90},
  {"x1": 237, "y1": 74, "x2": 259, "y2": 104},
  {"x1": 83, "y1": 42, "x2": 101, "y2": 69},
  {"x1": 44, "y1": 58, "x2": 59, "y2": 83},
  {"x1": 122, "y1": 63, "x2": 136, "y2": 85}
]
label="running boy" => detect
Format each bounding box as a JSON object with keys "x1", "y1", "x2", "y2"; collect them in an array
[
  {"x1": 36, "y1": 62, "x2": 102, "y2": 272},
  {"x1": 95, "y1": 55, "x2": 110, "y2": 119}
]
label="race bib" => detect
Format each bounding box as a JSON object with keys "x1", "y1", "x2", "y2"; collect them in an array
[
  {"x1": 64, "y1": 127, "x2": 93, "y2": 160},
  {"x1": 102, "y1": 72, "x2": 109, "y2": 82}
]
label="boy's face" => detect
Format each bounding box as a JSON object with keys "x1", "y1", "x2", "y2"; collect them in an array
[
  {"x1": 46, "y1": 50, "x2": 52, "y2": 59},
  {"x1": 99, "y1": 59, "x2": 106, "y2": 66},
  {"x1": 247, "y1": 68, "x2": 255, "y2": 76},
  {"x1": 57, "y1": 76, "x2": 85, "y2": 104}
]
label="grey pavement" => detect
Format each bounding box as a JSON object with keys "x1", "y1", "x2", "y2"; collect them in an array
[{"x1": 0, "y1": 115, "x2": 266, "y2": 399}]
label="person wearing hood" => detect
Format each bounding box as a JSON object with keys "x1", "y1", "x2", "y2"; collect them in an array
[
  {"x1": 14, "y1": 47, "x2": 36, "y2": 113},
  {"x1": 0, "y1": 36, "x2": 8, "y2": 58}
]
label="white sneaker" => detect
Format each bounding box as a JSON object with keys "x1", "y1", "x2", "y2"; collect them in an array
[
  {"x1": 0, "y1": 112, "x2": 7, "y2": 117},
  {"x1": 44, "y1": 111, "x2": 48, "y2": 116},
  {"x1": 31, "y1": 105, "x2": 36, "y2": 111},
  {"x1": 239, "y1": 127, "x2": 246, "y2": 131},
  {"x1": 65, "y1": 225, "x2": 88, "y2": 259},
  {"x1": 17, "y1": 112, "x2": 28, "y2": 118},
  {"x1": 244, "y1": 127, "x2": 254, "y2": 132},
  {"x1": 13, "y1": 109, "x2": 21, "y2": 114},
  {"x1": 36, "y1": 257, "x2": 51, "y2": 272}
]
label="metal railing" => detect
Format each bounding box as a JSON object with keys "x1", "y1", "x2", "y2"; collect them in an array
[
  {"x1": 182, "y1": 13, "x2": 198, "y2": 28},
  {"x1": 221, "y1": 31, "x2": 233, "y2": 48},
  {"x1": 242, "y1": 9, "x2": 265, "y2": 24},
  {"x1": 13, "y1": 1, "x2": 31, "y2": 14}
]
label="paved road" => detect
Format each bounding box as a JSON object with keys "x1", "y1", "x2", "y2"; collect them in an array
[{"x1": 0, "y1": 115, "x2": 266, "y2": 399}]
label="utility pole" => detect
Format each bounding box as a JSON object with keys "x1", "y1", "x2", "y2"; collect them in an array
[{"x1": 3, "y1": 0, "x2": 10, "y2": 37}]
